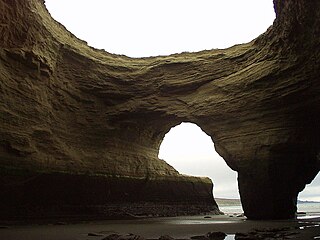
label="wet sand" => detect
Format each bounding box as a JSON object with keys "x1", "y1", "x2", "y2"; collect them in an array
[{"x1": 1, "y1": 214, "x2": 320, "y2": 240}]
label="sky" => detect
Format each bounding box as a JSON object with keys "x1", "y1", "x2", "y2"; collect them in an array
[
  {"x1": 46, "y1": 0, "x2": 275, "y2": 57},
  {"x1": 45, "y1": 0, "x2": 319, "y2": 201},
  {"x1": 158, "y1": 123, "x2": 239, "y2": 199}
]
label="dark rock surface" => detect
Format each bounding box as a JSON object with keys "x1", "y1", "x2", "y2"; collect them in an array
[
  {"x1": 191, "y1": 232, "x2": 226, "y2": 240},
  {"x1": 0, "y1": 0, "x2": 320, "y2": 220},
  {"x1": 101, "y1": 232, "x2": 227, "y2": 240},
  {"x1": 103, "y1": 233, "x2": 145, "y2": 240},
  {"x1": 0, "y1": 171, "x2": 218, "y2": 222}
]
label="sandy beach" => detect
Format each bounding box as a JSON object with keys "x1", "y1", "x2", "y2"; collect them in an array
[{"x1": 1, "y1": 213, "x2": 320, "y2": 240}]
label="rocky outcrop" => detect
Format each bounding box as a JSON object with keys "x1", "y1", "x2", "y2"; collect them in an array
[
  {"x1": 0, "y1": 0, "x2": 320, "y2": 220},
  {"x1": 0, "y1": 170, "x2": 217, "y2": 221}
]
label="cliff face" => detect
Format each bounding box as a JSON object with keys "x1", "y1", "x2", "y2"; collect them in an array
[{"x1": 0, "y1": 0, "x2": 320, "y2": 220}]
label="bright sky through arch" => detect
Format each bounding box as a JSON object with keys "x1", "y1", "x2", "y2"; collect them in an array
[
  {"x1": 158, "y1": 123, "x2": 239, "y2": 199},
  {"x1": 45, "y1": 0, "x2": 276, "y2": 57},
  {"x1": 44, "y1": 0, "x2": 320, "y2": 201}
]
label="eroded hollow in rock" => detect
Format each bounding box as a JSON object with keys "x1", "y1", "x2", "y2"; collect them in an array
[{"x1": 1, "y1": 0, "x2": 320, "y2": 221}]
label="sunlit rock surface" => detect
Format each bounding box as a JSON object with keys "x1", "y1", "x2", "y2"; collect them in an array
[{"x1": 0, "y1": 0, "x2": 320, "y2": 220}]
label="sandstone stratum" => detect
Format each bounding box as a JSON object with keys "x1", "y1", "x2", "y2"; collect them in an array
[{"x1": 0, "y1": 0, "x2": 320, "y2": 220}]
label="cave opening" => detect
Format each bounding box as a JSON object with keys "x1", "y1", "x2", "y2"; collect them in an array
[
  {"x1": 297, "y1": 172, "x2": 320, "y2": 213},
  {"x1": 158, "y1": 122, "x2": 243, "y2": 213},
  {"x1": 44, "y1": 0, "x2": 275, "y2": 58}
]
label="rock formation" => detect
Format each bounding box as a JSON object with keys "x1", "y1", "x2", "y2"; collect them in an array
[{"x1": 0, "y1": 0, "x2": 320, "y2": 220}]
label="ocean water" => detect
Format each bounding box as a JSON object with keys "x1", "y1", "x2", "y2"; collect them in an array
[
  {"x1": 219, "y1": 205, "x2": 243, "y2": 214},
  {"x1": 297, "y1": 202, "x2": 320, "y2": 214},
  {"x1": 220, "y1": 203, "x2": 320, "y2": 240},
  {"x1": 219, "y1": 202, "x2": 320, "y2": 215}
]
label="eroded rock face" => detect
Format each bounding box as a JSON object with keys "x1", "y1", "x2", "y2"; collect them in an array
[{"x1": 0, "y1": 0, "x2": 320, "y2": 219}]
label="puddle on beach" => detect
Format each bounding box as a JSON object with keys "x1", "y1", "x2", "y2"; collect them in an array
[
  {"x1": 299, "y1": 224, "x2": 320, "y2": 230},
  {"x1": 155, "y1": 215, "x2": 245, "y2": 225},
  {"x1": 225, "y1": 235, "x2": 235, "y2": 240},
  {"x1": 297, "y1": 215, "x2": 320, "y2": 220},
  {"x1": 164, "y1": 219, "x2": 236, "y2": 225}
]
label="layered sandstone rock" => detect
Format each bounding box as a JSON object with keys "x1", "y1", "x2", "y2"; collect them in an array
[{"x1": 0, "y1": 0, "x2": 320, "y2": 219}]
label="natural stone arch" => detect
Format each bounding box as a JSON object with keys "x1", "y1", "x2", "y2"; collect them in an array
[
  {"x1": 158, "y1": 122, "x2": 240, "y2": 200},
  {"x1": 0, "y1": 0, "x2": 320, "y2": 220}
]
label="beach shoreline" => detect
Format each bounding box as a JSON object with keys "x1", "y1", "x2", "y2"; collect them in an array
[{"x1": 1, "y1": 212, "x2": 320, "y2": 240}]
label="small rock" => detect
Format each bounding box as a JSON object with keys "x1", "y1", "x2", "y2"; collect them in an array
[
  {"x1": 190, "y1": 235, "x2": 207, "y2": 240},
  {"x1": 234, "y1": 234, "x2": 256, "y2": 240},
  {"x1": 103, "y1": 234, "x2": 121, "y2": 240},
  {"x1": 122, "y1": 233, "x2": 145, "y2": 240},
  {"x1": 55, "y1": 222, "x2": 67, "y2": 225},
  {"x1": 88, "y1": 232, "x2": 104, "y2": 237},
  {"x1": 159, "y1": 235, "x2": 175, "y2": 240},
  {"x1": 206, "y1": 232, "x2": 226, "y2": 240},
  {"x1": 103, "y1": 233, "x2": 145, "y2": 240},
  {"x1": 234, "y1": 233, "x2": 257, "y2": 240}
]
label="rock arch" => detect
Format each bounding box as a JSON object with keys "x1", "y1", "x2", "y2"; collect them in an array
[{"x1": 0, "y1": 0, "x2": 320, "y2": 219}]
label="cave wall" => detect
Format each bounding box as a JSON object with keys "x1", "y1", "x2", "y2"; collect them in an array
[{"x1": 0, "y1": 0, "x2": 320, "y2": 220}]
